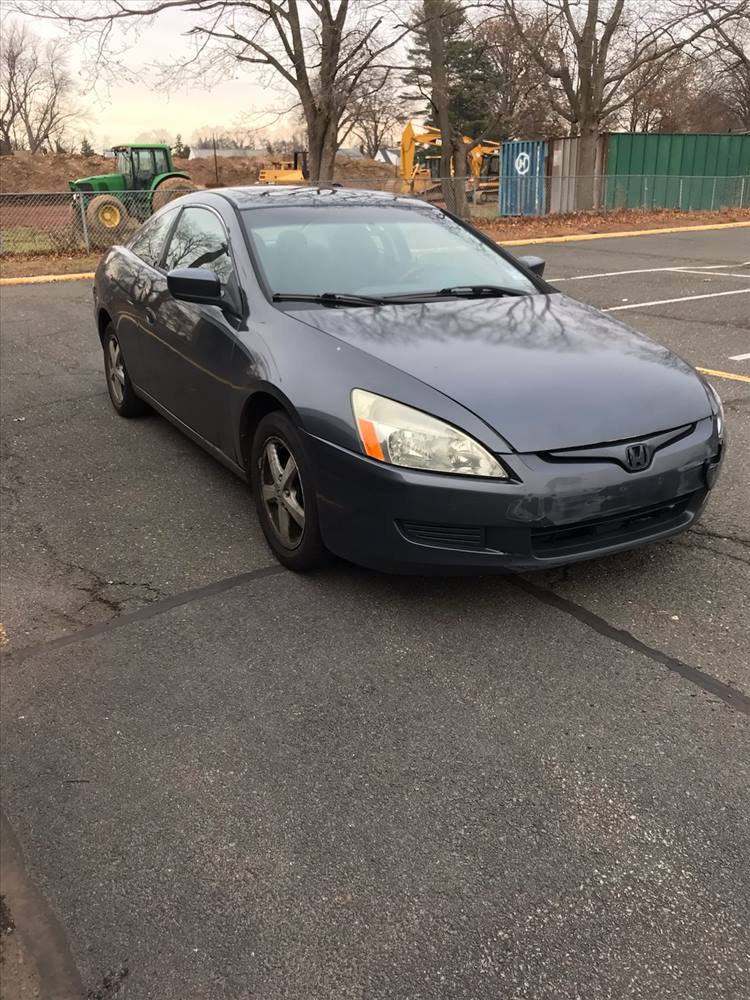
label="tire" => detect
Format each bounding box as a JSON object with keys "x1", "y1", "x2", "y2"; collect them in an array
[
  {"x1": 86, "y1": 194, "x2": 130, "y2": 246},
  {"x1": 151, "y1": 176, "x2": 198, "y2": 212},
  {"x1": 250, "y1": 411, "x2": 329, "y2": 572},
  {"x1": 102, "y1": 325, "x2": 149, "y2": 418}
]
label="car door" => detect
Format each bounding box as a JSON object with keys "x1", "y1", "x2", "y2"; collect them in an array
[
  {"x1": 113, "y1": 208, "x2": 178, "y2": 388},
  {"x1": 140, "y1": 204, "x2": 241, "y2": 454}
]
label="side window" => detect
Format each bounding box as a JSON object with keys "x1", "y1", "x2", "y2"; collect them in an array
[
  {"x1": 153, "y1": 148, "x2": 169, "y2": 175},
  {"x1": 128, "y1": 210, "x2": 176, "y2": 269},
  {"x1": 164, "y1": 207, "x2": 235, "y2": 285},
  {"x1": 134, "y1": 149, "x2": 154, "y2": 183}
]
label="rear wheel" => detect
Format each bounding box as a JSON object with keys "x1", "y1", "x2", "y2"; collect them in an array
[
  {"x1": 250, "y1": 412, "x2": 329, "y2": 571},
  {"x1": 151, "y1": 176, "x2": 198, "y2": 211},
  {"x1": 86, "y1": 194, "x2": 130, "y2": 245},
  {"x1": 102, "y1": 325, "x2": 148, "y2": 417}
]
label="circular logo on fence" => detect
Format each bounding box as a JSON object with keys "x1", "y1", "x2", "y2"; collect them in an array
[{"x1": 514, "y1": 151, "x2": 531, "y2": 175}]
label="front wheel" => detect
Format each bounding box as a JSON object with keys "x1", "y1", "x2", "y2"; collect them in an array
[{"x1": 250, "y1": 412, "x2": 329, "y2": 571}]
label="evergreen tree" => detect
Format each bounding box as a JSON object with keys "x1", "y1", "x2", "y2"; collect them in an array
[
  {"x1": 402, "y1": 1, "x2": 500, "y2": 139},
  {"x1": 79, "y1": 136, "x2": 95, "y2": 156}
]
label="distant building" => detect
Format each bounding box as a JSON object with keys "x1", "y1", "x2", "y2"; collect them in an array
[
  {"x1": 189, "y1": 148, "x2": 267, "y2": 159},
  {"x1": 337, "y1": 147, "x2": 365, "y2": 159},
  {"x1": 375, "y1": 147, "x2": 400, "y2": 165}
]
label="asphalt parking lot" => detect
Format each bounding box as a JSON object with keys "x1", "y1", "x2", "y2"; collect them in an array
[{"x1": 1, "y1": 226, "x2": 749, "y2": 999}]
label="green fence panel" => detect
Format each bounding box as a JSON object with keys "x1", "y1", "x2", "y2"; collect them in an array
[{"x1": 604, "y1": 132, "x2": 750, "y2": 210}]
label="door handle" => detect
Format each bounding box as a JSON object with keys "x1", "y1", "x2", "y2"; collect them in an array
[{"x1": 144, "y1": 307, "x2": 156, "y2": 325}]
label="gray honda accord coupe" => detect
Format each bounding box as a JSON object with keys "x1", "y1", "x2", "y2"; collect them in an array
[{"x1": 93, "y1": 186, "x2": 724, "y2": 572}]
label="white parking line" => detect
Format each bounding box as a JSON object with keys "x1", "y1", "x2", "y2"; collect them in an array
[
  {"x1": 729, "y1": 352, "x2": 750, "y2": 362},
  {"x1": 551, "y1": 262, "x2": 750, "y2": 282},
  {"x1": 672, "y1": 269, "x2": 750, "y2": 279},
  {"x1": 604, "y1": 288, "x2": 750, "y2": 312}
]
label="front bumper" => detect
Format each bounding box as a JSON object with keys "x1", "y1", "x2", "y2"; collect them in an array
[{"x1": 305, "y1": 419, "x2": 722, "y2": 574}]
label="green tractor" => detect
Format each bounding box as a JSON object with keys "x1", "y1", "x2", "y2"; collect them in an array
[{"x1": 69, "y1": 143, "x2": 197, "y2": 245}]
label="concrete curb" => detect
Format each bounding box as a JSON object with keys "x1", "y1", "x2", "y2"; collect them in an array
[
  {"x1": 696, "y1": 367, "x2": 750, "y2": 384},
  {"x1": 0, "y1": 272, "x2": 95, "y2": 286},
  {"x1": 501, "y1": 219, "x2": 750, "y2": 246},
  {"x1": 0, "y1": 811, "x2": 85, "y2": 999}
]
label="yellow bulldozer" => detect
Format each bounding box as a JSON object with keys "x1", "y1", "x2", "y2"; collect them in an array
[
  {"x1": 258, "y1": 150, "x2": 310, "y2": 185},
  {"x1": 393, "y1": 123, "x2": 501, "y2": 202}
]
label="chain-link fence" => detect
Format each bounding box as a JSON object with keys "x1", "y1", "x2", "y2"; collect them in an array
[
  {"x1": 1, "y1": 173, "x2": 748, "y2": 256},
  {"x1": 0, "y1": 188, "x2": 196, "y2": 256}
]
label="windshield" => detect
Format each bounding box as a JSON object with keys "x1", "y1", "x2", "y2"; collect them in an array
[{"x1": 242, "y1": 205, "x2": 537, "y2": 300}]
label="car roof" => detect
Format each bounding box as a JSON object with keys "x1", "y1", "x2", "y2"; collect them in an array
[
  {"x1": 114, "y1": 143, "x2": 170, "y2": 151},
  {"x1": 208, "y1": 185, "x2": 433, "y2": 212}
]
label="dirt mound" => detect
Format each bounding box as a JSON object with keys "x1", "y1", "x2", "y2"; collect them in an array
[
  {"x1": 0, "y1": 151, "x2": 396, "y2": 193},
  {"x1": 0, "y1": 151, "x2": 113, "y2": 192},
  {"x1": 187, "y1": 155, "x2": 267, "y2": 187}
]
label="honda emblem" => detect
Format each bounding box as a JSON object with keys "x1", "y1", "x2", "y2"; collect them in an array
[{"x1": 625, "y1": 443, "x2": 650, "y2": 471}]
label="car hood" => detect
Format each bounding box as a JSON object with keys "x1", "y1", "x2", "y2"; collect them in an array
[{"x1": 290, "y1": 293, "x2": 711, "y2": 452}]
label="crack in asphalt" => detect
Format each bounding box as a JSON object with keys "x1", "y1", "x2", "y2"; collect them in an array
[
  {"x1": 0, "y1": 464, "x2": 167, "y2": 631},
  {"x1": 677, "y1": 536, "x2": 750, "y2": 568},
  {"x1": 32, "y1": 531, "x2": 167, "y2": 623},
  {"x1": 1, "y1": 564, "x2": 285, "y2": 666},
  {"x1": 512, "y1": 576, "x2": 750, "y2": 716},
  {"x1": 690, "y1": 526, "x2": 750, "y2": 548}
]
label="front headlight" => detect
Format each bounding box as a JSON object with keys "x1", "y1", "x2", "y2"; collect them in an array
[
  {"x1": 705, "y1": 381, "x2": 725, "y2": 440},
  {"x1": 351, "y1": 389, "x2": 507, "y2": 478}
]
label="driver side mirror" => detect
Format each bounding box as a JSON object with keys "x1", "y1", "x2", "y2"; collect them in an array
[
  {"x1": 517, "y1": 255, "x2": 545, "y2": 277},
  {"x1": 167, "y1": 267, "x2": 223, "y2": 307}
]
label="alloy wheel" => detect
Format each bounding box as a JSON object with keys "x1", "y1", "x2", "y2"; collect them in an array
[
  {"x1": 259, "y1": 437, "x2": 305, "y2": 549},
  {"x1": 107, "y1": 336, "x2": 126, "y2": 405}
]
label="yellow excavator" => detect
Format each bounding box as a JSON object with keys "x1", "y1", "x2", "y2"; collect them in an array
[{"x1": 394, "y1": 123, "x2": 501, "y2": 202}]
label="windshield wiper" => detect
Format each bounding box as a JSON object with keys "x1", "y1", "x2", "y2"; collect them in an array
[
  {"x1": 272, "y1": 286, "x2": 528, "y2": 308},
  {"x1": 375, "y1": 285, "x2": 529, "y2": 303},
  {"x1": 272, "y1": 291, "x2": 385, "y2": 306},
  {"x1": 437, "y1": 285, "x2": 527, "y2": 298}
]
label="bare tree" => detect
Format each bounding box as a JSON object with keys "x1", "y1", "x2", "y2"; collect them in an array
[
  {"x1": 701, "y1": 0, "x2": 750, "y2": 129},
  {"x1": 11, "y1": 1, "x2": 412, "y2": 181},
  {"x1": 502, "y1": 0, "x2": 747, "y2": 206},
  {"x1": 478, "y1": 13, "x2": 564, "y2": 139},
  {"x1": 0, "y1": 18, "x2": 84, "y2": 154},
  {"x1": 344, "y1": 70, "x2": 402, "y2": 158}
]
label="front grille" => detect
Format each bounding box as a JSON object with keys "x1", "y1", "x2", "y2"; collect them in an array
[
  {"x1": 399, "y1": 521, "x2": 486, "y2": 550},
  {"x1": 530, "y1": 490, "x2": 702, "y2": 558}
]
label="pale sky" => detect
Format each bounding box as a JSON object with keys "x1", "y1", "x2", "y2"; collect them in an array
[{"x1": 26, "y1": 5, "x2": 299, "y2": 151}]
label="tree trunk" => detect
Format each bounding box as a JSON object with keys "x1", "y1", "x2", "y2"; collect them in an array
[
  {"x1": 424, "y1": 0, "x2": 467, "y2": 215},
  {"x1": 306, "y1": 110, "x2": 338, "y2": 183},
  {"x1": 576, "y1": 124, "x2": 598, "y2": 210},
  {"x1": 319, "y1": 124, "x2": 338, "y2": 182},
  {"x1": 450, "y1": 139, "x2": 468, "y2": 218}
]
